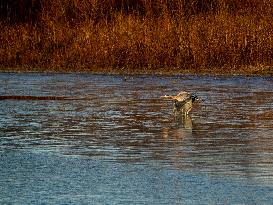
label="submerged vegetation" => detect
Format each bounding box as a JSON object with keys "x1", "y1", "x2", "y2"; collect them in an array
[{"x1": 1, "y1": 0, "x2": 273, "y2": 74}]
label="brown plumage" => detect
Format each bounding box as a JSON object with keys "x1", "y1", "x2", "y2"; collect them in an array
[{"x1": 161, "y1": 91, "x2": 198, "y2": 116}]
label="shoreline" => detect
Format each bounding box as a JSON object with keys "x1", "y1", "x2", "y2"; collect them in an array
[{"x1": 0, "y1": 66, "x2": 272, "y2": 77}]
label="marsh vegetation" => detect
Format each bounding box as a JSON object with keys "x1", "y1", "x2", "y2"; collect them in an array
[{"x1": 1, "y1": 0, "x2": 273, "y2": 74}]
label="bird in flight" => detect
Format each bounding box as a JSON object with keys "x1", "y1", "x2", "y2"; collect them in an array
[{"x1": 161, "y1": 91, "x2": 198, "y2": 117}]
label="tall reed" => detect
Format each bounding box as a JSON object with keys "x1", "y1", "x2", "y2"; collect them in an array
[{"x1": 1, "y1": 0, "x2": 273, "y2": 74}]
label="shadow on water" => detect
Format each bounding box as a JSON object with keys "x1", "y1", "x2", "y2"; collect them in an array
[
  {"x1": 0, "y1": 95, "x2": 71, "y2": 100},
  {"x1": 0, "y1": 73, "x2": 273, "y2": 181}
]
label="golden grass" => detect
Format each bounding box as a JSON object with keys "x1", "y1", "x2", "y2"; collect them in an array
[{"x1": 1, "y1": 0, "x2": 273, "y2": 74}]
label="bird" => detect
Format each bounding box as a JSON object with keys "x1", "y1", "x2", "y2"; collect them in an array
[{"x1": 161, "y1": 91, "x2": 198, "y2": 117}]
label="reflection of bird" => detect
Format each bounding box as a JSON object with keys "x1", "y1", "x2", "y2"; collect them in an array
[
  {"x1": 162, "y1": 116, "x2": 192, "y2": 139},
  {"x1": 161, "y1": 91, "x2": 198, "y2": 116}
]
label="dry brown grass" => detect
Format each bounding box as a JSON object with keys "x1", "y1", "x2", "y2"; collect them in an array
[{"x1": 1, "y1": 0, "x2": 273, "y2": 74}]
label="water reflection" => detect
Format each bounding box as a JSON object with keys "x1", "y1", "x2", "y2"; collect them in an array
[
  {"x1": 0, "y1": 73, "x2": 273, "y2": 182},
  {"x1": 163, "y1": 116, "x2": 192, "y2": 140}
]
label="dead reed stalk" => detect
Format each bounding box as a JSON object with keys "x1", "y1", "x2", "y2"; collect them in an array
[{"x1": 1, "y1": 0, "x2": 273, "y2": 74}]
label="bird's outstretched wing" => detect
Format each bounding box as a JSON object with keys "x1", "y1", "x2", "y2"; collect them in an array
[
  {"x1": 160, "y1": 95, "x2": 175, "y2": 100},
  {"x1": 160, "y1": 91, "x2": 191, "y2": 103}
]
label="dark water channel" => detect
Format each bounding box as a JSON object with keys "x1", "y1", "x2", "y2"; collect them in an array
[{"x1": 0, "y1": 73, "x2": 273, "y2": 204}]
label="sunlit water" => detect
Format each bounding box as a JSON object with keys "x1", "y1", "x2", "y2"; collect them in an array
[{"x1": 0, "y1": 73, "x2": 273, "y2": 204}]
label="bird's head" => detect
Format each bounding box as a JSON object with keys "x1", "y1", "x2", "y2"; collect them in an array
[
  {"x1": 190, "y1": 93, "x2": 198, "y2": 102},
  {"x1": 191, "y1": 93, "x2": 204, "y2": 102}
]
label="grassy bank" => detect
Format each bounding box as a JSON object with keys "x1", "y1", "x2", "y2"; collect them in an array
[{"x1": 1, "y1": 0, "x2": 273, "y2": 75}]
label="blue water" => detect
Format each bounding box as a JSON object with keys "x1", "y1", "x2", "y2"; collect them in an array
[
  {"x1": 1, "y1": 150, "x2": 273, "y2": 205},
  {"x1": 0, "y1": 73, "x2": 273, "y2": 204}
]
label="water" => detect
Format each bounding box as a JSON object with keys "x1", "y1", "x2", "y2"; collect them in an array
[{"x1": 0, "y1": 73, "x2": 272, "y2": 204}]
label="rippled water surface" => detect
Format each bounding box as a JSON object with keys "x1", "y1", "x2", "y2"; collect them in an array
[{"x1": 0, "y1": 73, "x2": 273, "y2": 204}]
